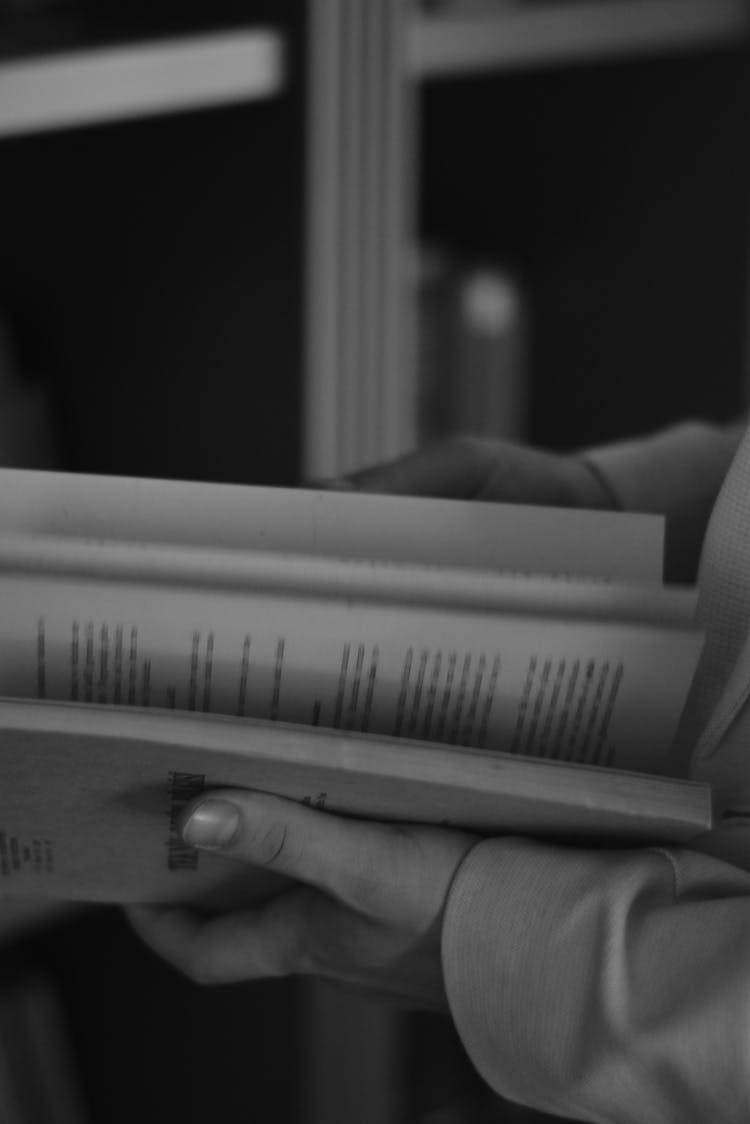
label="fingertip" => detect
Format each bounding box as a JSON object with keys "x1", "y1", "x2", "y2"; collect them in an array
[
  {"x1": 124, "y1": 903, "x2": 151, "y2": 923},
  {"x1": 179, "y1": 797, "x2": 241, "y2": 850},
  {"x1": 125, "y1": 902, "x2": 185, "y2": 929},
  {"x1": 125, "y1": 903, "x2": 188, "y2": 952}
]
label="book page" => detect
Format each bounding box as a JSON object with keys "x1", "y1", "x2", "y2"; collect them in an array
[
  {"x1": 0, "y1": 534, "x2": 696, "y2": 625},
  {"x1": 0, "y1": 468, "x2": 665, "y2": 581},
  {"x1": 0, "y1": 569, "x2": 702, "y2": 773}
]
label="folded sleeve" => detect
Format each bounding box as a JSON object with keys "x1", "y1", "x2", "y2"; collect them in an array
[
  {"x1": 442, "y1": 838, "x2": 750, "y2": 1123},
  {"x1": 581, "y1": 420, "x2": 745, "y2": 582}
]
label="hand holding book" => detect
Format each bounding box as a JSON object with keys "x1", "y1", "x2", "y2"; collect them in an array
[
  {"x1": 124, "y1": 435, "x2": 708, "y2": 995},
  {"x1": 130, "y1": 440, "x2": 583, "y2": 994},
  {"x1": 129, "y1": 786, "x2": 478, "y2": 1007},
  {"x1": 128, "y1": 428, "x2": 750, "y2": 1124}
]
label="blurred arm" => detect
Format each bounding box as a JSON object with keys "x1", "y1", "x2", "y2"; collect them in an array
[{"x1": 584, "y1": 419, "x2": 745, "y2": 582}]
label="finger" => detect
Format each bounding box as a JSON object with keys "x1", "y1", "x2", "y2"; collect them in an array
[
  {"x1": 177, "y1": 790, "x2": 417, "y2": 915},
  {"x1": 338, "y1": 436, "x2": 500, "y2": 498},
  {"x1": 127, "y1": 905, "x2": 204, "y2": 978},
  {"x1": 127, "y1": 892, "x2": 448, "y2": 1004},
  {"x1": 127, "y1": 886, "x2": 322, "y2": 984}
]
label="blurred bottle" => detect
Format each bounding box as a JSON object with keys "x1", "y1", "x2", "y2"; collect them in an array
[{"x1": 416, "y1": 245, "x2": 529, "y2": 444}]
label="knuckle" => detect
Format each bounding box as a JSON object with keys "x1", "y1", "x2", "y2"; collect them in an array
[{"x1": 249, "y1": 820, "x2": 298, "y2": 871}]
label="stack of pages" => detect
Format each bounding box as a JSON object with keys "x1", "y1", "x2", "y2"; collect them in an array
[{"x1": 0, "y1": 469, "x2": 711, "y2": 903}]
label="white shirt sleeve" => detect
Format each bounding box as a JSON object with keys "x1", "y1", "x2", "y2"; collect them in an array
[{"x1": 442, "y1": 837, "x2": 750, "y2": 1123}]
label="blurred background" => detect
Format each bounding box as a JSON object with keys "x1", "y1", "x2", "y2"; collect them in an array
[{"x1": 0, "y1": 0, "x2": 749, "y2": 1121}]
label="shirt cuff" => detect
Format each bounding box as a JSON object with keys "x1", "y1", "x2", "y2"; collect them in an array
[
  {"x1": 442, "y1": 835, "x2": 750, "y2": 1122},
  {"x1": 442, "y1": 837, "x2": 583, "y2": 1115}
]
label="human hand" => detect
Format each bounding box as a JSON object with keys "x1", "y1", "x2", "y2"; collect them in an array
[
  {"x1": 327, "y1": 433, "x2": 619, "y2": 510},
  {"x1": 127, "y1": 790, "x2": 479, "y2": 1009}
]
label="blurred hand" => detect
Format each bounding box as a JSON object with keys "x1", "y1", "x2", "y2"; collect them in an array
[
  {"x1": 326, "y1": 434, "x2": 618, "y2": 510},
  {"x1": 128, "y1": 790, "x2": 478, "y2": 1008}
]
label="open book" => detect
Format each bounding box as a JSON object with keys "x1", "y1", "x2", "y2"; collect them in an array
[{"x1": 0, "y1": 469, "x2": 711, "y2": 905}]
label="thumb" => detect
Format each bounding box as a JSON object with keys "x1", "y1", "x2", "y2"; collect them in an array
[{"x1": 179, "y1": 789, "x2": 413, "y2": 913}]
